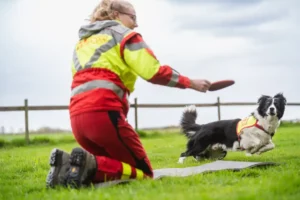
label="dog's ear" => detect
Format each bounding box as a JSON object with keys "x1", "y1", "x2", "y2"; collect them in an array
[
  {"x1": 274, "y1": 93, "x2": 287, "y2": 105},
  {"x1": 257, "y1": 95, "x2": 271, "y2": 117},
  {"x1": 257, "y1": 95, "x2": 270, "y2": 104}
]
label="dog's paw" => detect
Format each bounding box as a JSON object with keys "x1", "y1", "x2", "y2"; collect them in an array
[
  {"x1": 205, "y1": 148, "x2": 227, "y2": 160},
  {"x1": 194, "y1": 156, "x2": 200, "y2": 162},
  {"x1": 211, "y1": 143, "x2": 219, "y2": 150},
  {"x1": 221, "y1": 144, "x2": 227, "y2": 151},
  {"x1": 177, "y1": 157, "x2": 185, "y2": 164},
  {"x1": 211, "y1": 143, "x2": 226, "y2": 151},
  {"x1": 211, "y1": 151, "x2": 227, "y2": 160},
  {"x1": 194, "y1": 155, "x2": 206, "y2": 162},
  {"x1": 245, "y1": 153, "x2": 253, "y2": 157}
]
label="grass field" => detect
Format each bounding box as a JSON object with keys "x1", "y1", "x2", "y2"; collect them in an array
[{"x1": 0, "y1": 125, "x2": 300, "y2": 200}]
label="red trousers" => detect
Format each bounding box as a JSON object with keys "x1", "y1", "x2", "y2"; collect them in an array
[{"x1": 70, "y1": 111, "x2": 153, "y2": 183}]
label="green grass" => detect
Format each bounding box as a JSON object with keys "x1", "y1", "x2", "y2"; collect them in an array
[
  {"x1": 0, "y1": 133, "x2": 72, "y2": 141},
  {"x1": 0, "y1": 130, "x2": 162, "y2": 148},
  {"x1": 0, "y1": 126, "x2": 300, "y2": 200}
]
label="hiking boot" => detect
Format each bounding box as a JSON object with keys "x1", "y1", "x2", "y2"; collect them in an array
[
  {"x1": 46, "y1": 148, "x2": 70, "y2": 188},
  {"x1": 66, "y1": 147, "x2": 97, "y2": 189}
]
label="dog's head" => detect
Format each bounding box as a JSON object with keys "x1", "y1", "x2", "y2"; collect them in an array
[{"x1": 257, "y1": 93, "x2": 287, "y2": 119}]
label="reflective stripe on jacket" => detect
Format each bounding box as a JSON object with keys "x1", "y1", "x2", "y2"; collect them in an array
[{"x1": 70, "y1": 20, "x2": 191, "y2": 116}]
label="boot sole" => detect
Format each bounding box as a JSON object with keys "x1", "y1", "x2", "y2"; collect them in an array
[
  {"x1": 66, "y1": 147, "x2": 87, "y2": 189},
  {"x1": 46, "y1": 148, "x2": 65, "y2": 188}
]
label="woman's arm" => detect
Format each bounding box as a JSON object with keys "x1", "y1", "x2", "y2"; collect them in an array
[{"x1": 121, "y1": 33, "x2": 191, "y2": 89}]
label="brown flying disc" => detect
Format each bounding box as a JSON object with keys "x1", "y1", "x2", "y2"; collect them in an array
[{"x1": 209, "y1": 80, "x2": 235, "y2": 91}]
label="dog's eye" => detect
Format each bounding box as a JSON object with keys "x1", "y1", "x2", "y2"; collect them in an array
[
  {"x1": 267, "y1": 98, "x2": 273, "y2": 104},
  {"x1": 273, "y1": 99, "x2": 281, "y2": 106}
]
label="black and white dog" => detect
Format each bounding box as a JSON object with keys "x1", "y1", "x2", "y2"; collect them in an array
[{"x1": 178, "y1": 93, "x2": 286, "y2": 164}]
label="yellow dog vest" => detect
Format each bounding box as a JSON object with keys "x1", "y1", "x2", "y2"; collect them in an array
[{"x1": 236, "y1": 115, "x2": 261, "y2": 136}]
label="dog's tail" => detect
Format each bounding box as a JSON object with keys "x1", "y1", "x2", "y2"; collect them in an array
[{"x1": 180, "y1": 105, "x2": 202, "y2": 138}]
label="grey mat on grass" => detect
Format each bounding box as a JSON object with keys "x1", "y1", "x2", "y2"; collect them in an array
[{"x1": 94, "y1": 160, "x2": 278, "y2": 188}]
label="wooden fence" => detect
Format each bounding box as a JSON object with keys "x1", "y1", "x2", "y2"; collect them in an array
[{"x1": 1, "y1": 98, "x2": 300, "y2": 144}]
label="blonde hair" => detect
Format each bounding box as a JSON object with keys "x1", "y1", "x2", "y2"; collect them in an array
[{"x1": 90, "y1": 0, "x2": 133, "y2": 23}]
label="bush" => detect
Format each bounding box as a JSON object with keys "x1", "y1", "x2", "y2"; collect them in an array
[
  {"x1": 11, "y1": 138, "x2": 27, "y2": 147},
  {"x1": 58, "y1": 136, "x2": 76, "y2": 144},
  {"x1": 280, "y1": 121, "x2": 300, "y2": 128},
  {"x1": 136, "y1": 130, "x2": 165, "y2": 138},
  {"x1": 0, "y1": 135, "x2": 76, "y2": 149},
  {"x1": 30, "y1": 137, "x2": 52, "y2": 145},
  {"x1": 0, "y1": 139, "x2": 6, "y2": 148},
  {"x1": 137, "y1": 130, "x2": 148, "y2": 138},
  {"x1": 0, "y1": 130, "x2": 166, "y2": 149}
]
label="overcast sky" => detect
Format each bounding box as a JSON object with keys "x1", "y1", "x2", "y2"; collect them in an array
[{"x1": 0, "y1": 0, "x2": 299, "y2": 133}]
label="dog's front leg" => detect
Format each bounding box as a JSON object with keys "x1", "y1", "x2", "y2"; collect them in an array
[
  {"x1": 256, "y1": 141, "x2": 275, "y2": 155},
  {"x1": 245, "y1": 150, "x2": 253, "y2": 157},
  {"x1": 244, "y1": 141, "x2": 263, "y2": 155},
  {"x1": 249, "y1": 144, "x2": 263, "y2": 154},
  {"x1": 178, "y1": 152, "x2": 187, "y2": 164},
  {"x1": 245, "y1": 147, "x2": 260, "y2": 156}
]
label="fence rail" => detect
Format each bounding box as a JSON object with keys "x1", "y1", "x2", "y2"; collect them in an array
[{"x1": 1, "y1": 98, "x2": 300, "y2": 144}]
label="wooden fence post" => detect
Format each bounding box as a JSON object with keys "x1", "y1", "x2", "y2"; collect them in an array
[
  {"x1": 24, "y1": 99, "x2": 30, "y2": 144},
  {"x1": 217, "y1": 97, "x2": 221, "y2": 121},
  {"x1": 134, "y1": 97, "x2": 138, "y2": 131}
]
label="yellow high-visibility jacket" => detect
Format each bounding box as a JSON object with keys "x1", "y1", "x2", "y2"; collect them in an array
[{"x1": 70, "y1": 20, "x2": 191, "y2": 116}]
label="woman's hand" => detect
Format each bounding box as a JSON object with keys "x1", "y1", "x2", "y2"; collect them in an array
[{"x1": 190, "y1": 79, "x2": 211, "y2": 92}]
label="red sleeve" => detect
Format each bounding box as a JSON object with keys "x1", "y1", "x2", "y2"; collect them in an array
[{"x1": 149, "y1": 66, "x2": 191, "y2": 89}]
